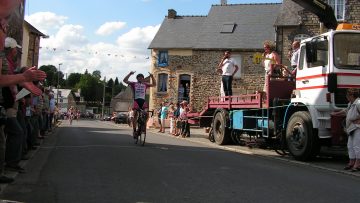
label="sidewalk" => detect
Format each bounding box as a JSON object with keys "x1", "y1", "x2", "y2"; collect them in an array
[{"x1": 0, "y1": 121, "x2": 61, "y2": 196}]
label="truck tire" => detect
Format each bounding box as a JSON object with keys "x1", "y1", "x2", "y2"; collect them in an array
[
  {"x1": 213, "y1": 111, "x2": 230, "y2": 145},
  {"x1": 286, "y1": 111, "x2": 320, "y2": 161}
]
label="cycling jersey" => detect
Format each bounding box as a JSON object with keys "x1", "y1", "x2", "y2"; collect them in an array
[
  {"x1": 129, "y1": 82, "x2": 150, "y2": 110},
  {"x1": 129, "y1": 82, "x2": 150, "y2": 100}
]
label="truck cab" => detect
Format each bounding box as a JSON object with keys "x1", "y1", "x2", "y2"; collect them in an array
[{"x1": 285, "y1": 25, "x2": 360, "y2": 159}]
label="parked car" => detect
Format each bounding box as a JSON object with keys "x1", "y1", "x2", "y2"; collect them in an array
[
  {"x1": 115, "y1": 112, "x2": 128, "y2": 124},
  {"x1": 102, "y1": 115, "x2": 111, "y2": 121}
]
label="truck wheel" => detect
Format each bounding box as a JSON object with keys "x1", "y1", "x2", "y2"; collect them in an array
[
  {"x1": 286, "y1": 111, "x2": 320, "y2": 161},
  {"x1": 213, "y1": 111, "x2": 230, "y2": 145}
]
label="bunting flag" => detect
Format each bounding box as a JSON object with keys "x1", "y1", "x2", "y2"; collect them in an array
[{"x1": 41, "y1": 46, "x2": 151, "y2": 60}]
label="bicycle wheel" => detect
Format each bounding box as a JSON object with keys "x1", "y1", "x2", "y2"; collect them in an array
[
  {"x1": 134, "y1": 130, "x2": 138, "y2": 144},
  {"x1": 139, "y1": 126, "x2": 146, "y2": 146}
]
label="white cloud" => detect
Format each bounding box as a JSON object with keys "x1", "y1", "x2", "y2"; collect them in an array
[
  {"x1": 96, "y1": 21, "x2": 126, "y2": 36},
  {"x1": 26, "y1": 12, "x2": 161, "y2": 82},
  {"x1": 25, "y1": 12, "x2": 67, "y2": 34},
  {"x1": 116, "y1": 25, "x2": 160, "y2": 54},
  {"x1": 35, "y1": 17, "x2": 160, "y2": 82}
]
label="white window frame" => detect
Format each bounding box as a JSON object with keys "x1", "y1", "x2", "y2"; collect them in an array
[{"x1": 328, "y1": 0, "x2": 345, "y2": 21}]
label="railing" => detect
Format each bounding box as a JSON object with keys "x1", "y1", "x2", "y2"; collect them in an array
[{"x1": 207, "y1": 93, "x2": 263, "y2": 109}]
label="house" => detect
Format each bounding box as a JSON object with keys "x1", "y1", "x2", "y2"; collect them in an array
[
  {"x1": 275, "y1": 0, "x2": 360, "y2": 66},
  {"x1": 53, "y1": 89, "x2": 76, "y2": 113},
  {"x1": 21, "y1": 21, "x2": 47, "y2": 67},
  {"x1": 148, "y1": 2, "x2": 281, "y2": 112},
  {"x1": 110, "y1": 87, "x2": 133, "y2": 113}
]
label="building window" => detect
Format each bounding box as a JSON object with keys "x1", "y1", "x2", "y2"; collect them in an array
[
  {"x1": 221, "y1": 23, "x2": 236, "y2": 33},
  {"x1": 158, "y1": 51, "x2": 168, "y2": 67},
  {"x1": 328, "y1": 0, "x2": 345, "y2": 21},
  {"x1": 294, "y1": 34, "x2": 310, "y2": 42},
  {"x1": 158, "y1": 73, "x2": 168, "y2": 92}
]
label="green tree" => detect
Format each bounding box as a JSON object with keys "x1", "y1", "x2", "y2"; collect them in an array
[
  {"x1": 114, "y1": 77, "x2": 119, "y2": 85},
  {"x1": 67, "y1": 73, "x2": 82, "y2": 88},
  {"x1": 92, "y1": 70, "x2": 101, "y2": 79},
  {"x1": 39, "y1": 65, "x2": 57, "y2": 86},
  {"x1": 76, "y1": 74, "x2": 103, "y2": 103}
]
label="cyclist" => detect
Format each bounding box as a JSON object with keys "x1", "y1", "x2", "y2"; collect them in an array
[{"x1": 123, "y1": 71, "x2": 156, "y2": 138}]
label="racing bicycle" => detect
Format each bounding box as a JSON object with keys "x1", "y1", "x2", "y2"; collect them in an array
[{"x1": 133, "y1": 109, "x2": 147, "y2": 146}]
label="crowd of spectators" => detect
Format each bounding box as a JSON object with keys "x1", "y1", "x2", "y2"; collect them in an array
[
  {"x1": 0, "y1": 0, "x2": 50, "y2": 184},
  {"x1": 156, "y1": 100, "x2": 191, "y2": 138}
]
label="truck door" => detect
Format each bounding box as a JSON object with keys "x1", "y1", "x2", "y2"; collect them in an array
[{"x1": 296, "y1": 37, "x2": 329, "y2": 105}]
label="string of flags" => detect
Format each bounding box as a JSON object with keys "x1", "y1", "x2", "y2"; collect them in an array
[{"x1": 40, "y1": 46, "x2": 151, "y2": 60}]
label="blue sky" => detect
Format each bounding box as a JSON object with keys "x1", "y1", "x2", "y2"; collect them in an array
[{"x1": 25, "y1": 0, "x2": 281, "y2": 81}]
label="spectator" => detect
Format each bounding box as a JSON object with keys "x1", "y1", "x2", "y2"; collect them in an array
[
  {"x1": 49, "y1": 92, "x2": 55, "y2": 131},
  {"x1": 168, "y1": 102, "x2": 175, "y2": 135},
  {"x1": 262, "y1": 40, "x2": 280, "y2": 92},
  {"x1": 217, "y1": 50, "x2": 239, "y2": 97},
  {"x1": 159, "y1": 102, "x2": 168, "y2": 133},
  {"x1": 289, "y1": 40, "x2": 300, "y2": 76},
  {"x1": 128, "y1": 107, "x2": 134, "y2": 127},
  {"x1": 331, "y1": 88, "x2": 360, "y2": 172},
  {"x1": 184, "y1": 83, "x2": 190, "y2": 102},
  {"x1": 179, "y1": 100, "x2": 190, "y2": 138},
  {"x1": 173, "y1": 102, "x2": 181, "y2": 136},
  {"x1": 157, "y1": 102, "x2": 163, "y2": 132}
]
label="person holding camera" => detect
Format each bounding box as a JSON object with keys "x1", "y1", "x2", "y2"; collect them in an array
[{"x1": 217, "y1": 50, "x2": 239, "y2": 97}]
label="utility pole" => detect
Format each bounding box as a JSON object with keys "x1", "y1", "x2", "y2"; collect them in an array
[{"x1": 102, "y1": 76, "x2": 106, "y2": 118}]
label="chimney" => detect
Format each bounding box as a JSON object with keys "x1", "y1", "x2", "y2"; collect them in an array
[
  {"x1": 168, "y1": 9, "x2": 177, "y2": 19},
  {"x1": 221, "y1": 0, "x2": 227, "y2": 5}
]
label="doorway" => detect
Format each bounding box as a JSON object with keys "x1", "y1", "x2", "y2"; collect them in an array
[{"x1": 178, "y1": 74, "x2": 191, "y2": 102}]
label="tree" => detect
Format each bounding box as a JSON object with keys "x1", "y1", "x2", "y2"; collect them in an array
[
  {"x1": 67, "y1": 73, "x2": 82, "y2": 88},
  {"x1": 114, "y1": 77, "x2": 119, "y2": 85},
  {"x1": 92, "y1": 70, "x2": 101, "y2": 79},
  {"x1": 76, "y1": 74, "x2": 103, "y2": 103},
  {"x1": 39, "y1": 65, "x2": 57, "y2": 86}
]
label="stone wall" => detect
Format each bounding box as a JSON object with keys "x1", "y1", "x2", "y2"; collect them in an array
[
  {"x1": 347, "y1": 0, "x2": 360, "y2": 24},
  {"x1": 150, "y1": 50, "x2": 265, "y2": 112}
]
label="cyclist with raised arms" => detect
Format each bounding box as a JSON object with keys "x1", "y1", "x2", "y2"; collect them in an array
[{"x1": 123, "y1": 71, "x2": 156, "y2": 138}]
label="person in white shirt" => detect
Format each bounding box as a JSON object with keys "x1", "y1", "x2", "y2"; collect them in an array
[
  {"x1": 217, "y1": 50, "x2": 239, "y2": 97},
  {"x1": 290, "y1": 40, "x2": 300, "y2": 76},
  {"x1": 331, "y1": 88, "x2": 360, "y2": 172}
]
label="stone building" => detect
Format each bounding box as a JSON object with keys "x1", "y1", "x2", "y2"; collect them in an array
[{"x1": 148, "y1": 3, "x2": 281, "y2": 112}]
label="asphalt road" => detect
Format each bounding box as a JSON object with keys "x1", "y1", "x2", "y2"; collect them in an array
[{"x1": 1, "y1": 120, "x2": 360, "y2": 203}]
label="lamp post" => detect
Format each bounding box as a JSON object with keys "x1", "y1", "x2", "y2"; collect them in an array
[
  {"x1": 102, "y1": 77, "x2": 106, "y2": 118},
  {"x1": 57, "y1": 63, "x2": 62, "y2": 104}
]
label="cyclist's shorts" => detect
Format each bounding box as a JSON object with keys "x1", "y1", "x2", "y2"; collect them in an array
[{"x1": 133, "y1": 99, "x2": 148, "y2": 110}]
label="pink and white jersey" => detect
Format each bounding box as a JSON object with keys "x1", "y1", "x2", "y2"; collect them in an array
[{"x1": 129, "y1": 82, "x2": 150, "y2": 100}]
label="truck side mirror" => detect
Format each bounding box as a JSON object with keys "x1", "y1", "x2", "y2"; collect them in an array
[
  {"x1": 328, "y1": 73, "x2": 337, "y2": 93},
  {"x1": 306, "y1": 41, "x2": 317, "y2": 63}
]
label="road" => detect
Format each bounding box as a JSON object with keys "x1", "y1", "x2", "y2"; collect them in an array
[{"x1": 1, "y1": 120, "x2": 360, "y2": 203}]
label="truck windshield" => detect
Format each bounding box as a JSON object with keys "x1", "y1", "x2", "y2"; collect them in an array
[{"x1": 334, "y1": 33, "x2": 360, "y2": 69}]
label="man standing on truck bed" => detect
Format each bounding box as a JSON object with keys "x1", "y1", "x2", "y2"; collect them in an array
[
  {"x1": 217, "y1": 50, "x2": 239, "y2": 97},
  {"x1": 290, "y1": 40, "x2": 300, "y2": 76}
]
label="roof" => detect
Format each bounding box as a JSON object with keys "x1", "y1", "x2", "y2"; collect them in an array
[
  {"x1": 148, "y1": 16, "x2": 206, "y2": 49},
  {"x1": 148, "y1": 3, "x2": 281, "y2": 50},
  {"x1": 53, "y1": 89, "x2": 72, "y2": 98},
  {"x1": 274, "y1": 0, "x2": 303, "y2": 26},
  {"x1": 24, "y1": 20, "x2": 47, "y2": 37}
]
